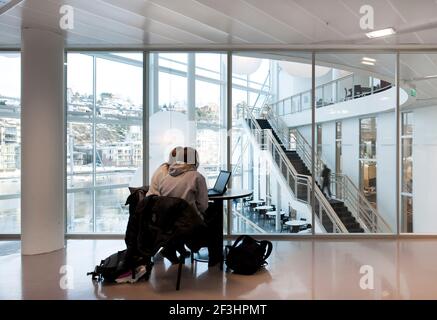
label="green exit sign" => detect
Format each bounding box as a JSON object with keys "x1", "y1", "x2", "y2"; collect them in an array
[{"x1": 410, "y1": 88, "x2": 417, "y2": 97}]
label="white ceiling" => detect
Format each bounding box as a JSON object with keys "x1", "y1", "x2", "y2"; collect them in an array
[
  {"x1": 2, "y1": 0, "x2": 437, "y2": 48},
  {"x1": 2, "y1": 0, "x2": 437, "y2": 103}
]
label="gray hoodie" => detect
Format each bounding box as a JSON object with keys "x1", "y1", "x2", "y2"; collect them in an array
[{"x1": 158, "y1": 163, "x2": 209, "y2": 217}]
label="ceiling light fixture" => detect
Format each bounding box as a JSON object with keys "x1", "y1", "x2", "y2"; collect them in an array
[
  {"x1": 362, "y1": 57, "x2": 376, "y2": 62},
  {"x1": 366, "y1": 27, "x2": 396, "y2": 39},
  {"x1": 361, "y1": 61, "x2": 375, "y2": 66}
]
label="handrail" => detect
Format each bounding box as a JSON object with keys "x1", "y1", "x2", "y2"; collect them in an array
[
  {"x1": 252, "y1": 70, "x2": 271, "y2": 109},
  {"x1": 242, "y1": 106, "x2": 348, "y2": 233},
  {"x1": 333, "y1": 174, "x2": 392, "y2": 233},
  {"x1": 261, "y1": 105, "x2": 290, "y2": 149},
  {"x1": 232, "y1": 135, "x2": 250, "y2": 176},
  {"x1": 290, "y1": 127, "x2": 392, "y2": 233},
  {"x1": 269, "y1": 73, "x2": 393, "y2": 117}
]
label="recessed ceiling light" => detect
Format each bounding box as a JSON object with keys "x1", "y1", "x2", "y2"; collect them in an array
[
  {"x1": 361, "y1": 61, "x2": 375, "y2": 66},
  {"x1": 366, "y1": 28, "x2": 396, "y2": 39},
  {"x1": 362, "y1": 57, "x2": 376, "y2": 62},
  {"x1": 425, "y1": 74, "x2": 437, "y2": 79}
]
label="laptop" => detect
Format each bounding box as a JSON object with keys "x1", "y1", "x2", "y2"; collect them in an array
[{"x1": 208, "y1": 170, "x2": 231, "y2": 196}]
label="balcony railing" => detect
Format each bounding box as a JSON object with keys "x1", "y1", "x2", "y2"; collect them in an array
[{"x1": 270, "y1": 73, "x2": 393, "y2": 117}]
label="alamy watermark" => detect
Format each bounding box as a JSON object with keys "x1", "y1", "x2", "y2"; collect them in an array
[
  {"x1": 59, "y1": 265, "x2": 74, "y2": 290},
  {"x1": 359, "y1": 264, "x2": 374, "y2": 290},
  {"x1": 59, "y1": 5, "x2": 74, "y2": 30},
  {"x1": 360, "y1": 4, "x2": 375, "y2": 31}
]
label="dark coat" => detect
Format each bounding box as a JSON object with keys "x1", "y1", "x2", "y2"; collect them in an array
[{"x1": 124, "y1": 187, "x2": 207, "y2": 262}]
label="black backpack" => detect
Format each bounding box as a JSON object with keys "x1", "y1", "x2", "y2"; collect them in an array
[
  {"x1": 225, "y1": 235, "x2": 273, "y2": 275},
  {"x1": 87, "y1": 250, "x2": 151, "y2": 282}
]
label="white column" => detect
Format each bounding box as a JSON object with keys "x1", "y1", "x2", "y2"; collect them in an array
[
  {"x1": 187, "y1": 53, "x2": 196, "y2": 148},
  {"x1": 21, "y1": 28, "x2": 65, "y2": 255}
]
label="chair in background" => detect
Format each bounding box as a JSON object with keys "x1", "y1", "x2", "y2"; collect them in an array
[
  {"x1": 299, "y1": 218, "x2": 312, "y2": 232},
  {"x1": 344, "y1": 88, "x2": 352, "y2": 100},
  {"x1": 280, "y1": 213, "x2": 291, "y2": 232}
]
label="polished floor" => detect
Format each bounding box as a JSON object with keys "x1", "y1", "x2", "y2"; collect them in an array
[{"x1": 1, "y1": 239, "x2": 437, "y2": 300}]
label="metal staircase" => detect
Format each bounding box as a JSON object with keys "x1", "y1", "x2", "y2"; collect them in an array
[
  {"x1": 242, "y1": 106, "x2": 349, "y2": 233},
  {"x1": 261, "y1": 105, "x2": 392, "y2": 233}
]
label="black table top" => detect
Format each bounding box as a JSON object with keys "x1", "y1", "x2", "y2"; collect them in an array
[{"x1": 208, "y1": 189, "x2": 253, "y2": 200}]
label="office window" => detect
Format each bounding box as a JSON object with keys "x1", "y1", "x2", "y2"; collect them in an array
[
  {"x1": 401, "y1": 112, "x2": 413, "y2": 232},
  {"x1": 360, "y1": 118, "x2": 377, "y2": 208},
  {"x1": 66, "y1": 52, "x2": 143, "y2": 233},
  {"x1": 148, "y1": 52, "x2": 227, "y2": 189},
  {"x1": 360, "y1": 118, "x2": 377, "y2": 160},
  {"x1": 0, "y1": 52, "x2": 21, "y2": 234},
  {"x1": 335, "y1": 121, "x2": 342, "y2": 174},
  {"x1": 317, "y1": 124, "x2": 322, "y2": 156}
]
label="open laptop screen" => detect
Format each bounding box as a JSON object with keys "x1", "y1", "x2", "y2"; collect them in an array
[{"x1": 213, "y1": 170, "x2": 231, "y2": 193}]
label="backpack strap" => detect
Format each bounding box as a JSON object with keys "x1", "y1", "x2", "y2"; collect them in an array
[
  {"x1": 232, "y1": 235, "x2": 247, "y2": 248},
  {"x1": 260, "y1": 240, "x2": 273, "y2": 261}
]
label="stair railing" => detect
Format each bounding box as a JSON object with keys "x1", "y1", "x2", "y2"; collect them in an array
[
  {"x1": 331, "y1": 174, "x2": 392, "y2": 233},
  {"x1": 291, "y1": 128, "x2": 392, "y2": 233},
  {"x1": 260, "y1": 104, "x2": 290, "y2": 149},
  {"x1": 243, "y1": 106, "x2": 349, "y2": 233}
]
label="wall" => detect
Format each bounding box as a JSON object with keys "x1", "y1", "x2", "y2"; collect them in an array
[
  {"x1": 413, "y1": 104, "x2": 437, "y2": 232},
  {"x1": 282, "y1": 87, "x2": 408, "y2": 127},
  {"x1": 338, "y1": 117, "x2": 360, "y2": 186},
  {"x1": 277, "y1": 68, "x2": 333, "y2": 100},
  {"x1": 376, "y1": 112, "x2": 397, "y2": 230},
  {"x1": 319, "y1": 121, "x2": 336, "y2": 171}
]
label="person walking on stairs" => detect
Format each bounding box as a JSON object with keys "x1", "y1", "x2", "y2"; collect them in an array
[{"x1": 321, "y1": 164, "x2": 332, "y2": 199}]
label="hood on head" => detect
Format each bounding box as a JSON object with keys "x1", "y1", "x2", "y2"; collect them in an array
[{"x1": 168, "y1": 162, "x2": 196, "y2": 176}]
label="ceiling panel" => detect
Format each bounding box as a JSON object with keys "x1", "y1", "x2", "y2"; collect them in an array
[{"x1": 0, "y1": 0, "x2": 437, "y2": 47}]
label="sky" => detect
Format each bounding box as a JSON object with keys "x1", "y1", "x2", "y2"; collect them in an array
[
  {"x1": 1, "y1": 52, "x2": 271, "y2": 108},
  {"x1": 0, "y1": 54, "x2": 20, "y2": 98}
]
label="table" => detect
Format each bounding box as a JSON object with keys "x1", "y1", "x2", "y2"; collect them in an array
[
  {"x1": 248, "y1": 200, "x2": 264, "y2": 205},
  {"x1": 254, "y1": 205, "x2": 273, "y2": 211},
  {"x1": 265, "y1": 210, "x2": 285, "y2": 225},
  {"x1": 265, "y1": 210, "x2": 284, "y2": 217},
  {"x1": 204, "y1": 189, "x2": 253, "y2": 267},
  {"x1": 248, "y1": 200, "x2": 264, "y2": 209},
  {"x1": 285, "y1": 220, "x2": 309, "y2": 233},
  {"x1": 285, "y1": 220, "x2": 308, "y2": 227}
]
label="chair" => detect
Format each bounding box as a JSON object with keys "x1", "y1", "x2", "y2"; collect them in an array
[
  {"x1": 280, "y1": 213, "x2": 291, "y2": 232},
  {"x1": 344, "y1": 88, "x2": 352, "y2": 100},
  {"x1": 353, "y1": 85, "x2": 362, "y2": 98}
]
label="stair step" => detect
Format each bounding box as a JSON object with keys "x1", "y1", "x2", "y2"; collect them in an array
[{"x1": 250, "y1": 118, "x2": 366, "y2": 234}]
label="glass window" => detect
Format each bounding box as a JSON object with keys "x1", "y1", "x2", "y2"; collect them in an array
[
  {"x1": 316, "y1": 53, "x2": 395, "y2": 234},
  {"x1": 66, "y1": 52, "x2": 143, "y2": 233},
  {"x1": 148, "y1": 52, "x2": 227, "y2": 189},
  {"x1": 360, "y1": 160, "x2": 377, "y2": 208},
  {"x1": 360, "y1": 118, "x2": 377, "y2": 209},
  {"x1": 401, "y1": 195, "x2": 413, "y2": 233},
  {"x1": 232, "y1": 52, "x2": 313, "y2": 235},
  {"x1": 0, "y1": 52, "x2": 21, "y2": 234},
  {"x1": 360, "y1": 118, "x2": 377, "y2": 160},
  {"x1": 402, "y1": 112, "x2": 413, "y2": 136}
]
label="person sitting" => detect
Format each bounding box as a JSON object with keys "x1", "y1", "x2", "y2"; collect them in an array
[
  {"x1": 146, "y1": 146, "x2": 182, "y2": 197},
  {"x1": 158, "y1": 147, "x2": 209, "y2": 218},
  {"x1": 157, "y1": 147, "x2": 210, "y2": 264}
]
